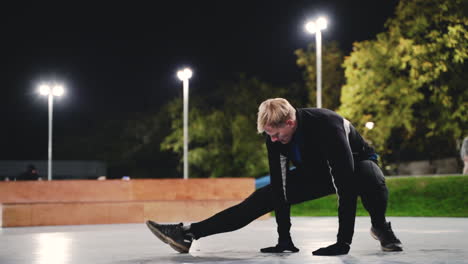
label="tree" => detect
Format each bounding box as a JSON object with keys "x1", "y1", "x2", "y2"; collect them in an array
[
  {"x1": 161, "y1": 75, "x2": 307, "y2": 178},
  {"x1": 295, "y1": 41, "x2": 346, "y2": 110},
  {"x1": 339, "y1": 0, "x2": 468, "y2": 163}
]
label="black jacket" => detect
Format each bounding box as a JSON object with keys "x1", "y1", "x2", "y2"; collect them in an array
[{"x1": 266, "y1": 108, "x2": 375, "y2": 244}]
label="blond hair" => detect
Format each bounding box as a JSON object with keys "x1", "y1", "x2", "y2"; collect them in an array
[{"x1": 257, "y1": 98, "x2": 296, "y2": 133}]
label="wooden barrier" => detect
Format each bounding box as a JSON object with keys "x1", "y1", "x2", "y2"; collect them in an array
[{"x1": 0, "y1": 178, "x2": 269, "y2": 227}]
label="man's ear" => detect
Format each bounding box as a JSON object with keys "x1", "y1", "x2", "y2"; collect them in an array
[{"x1": 286, "y1": 119, "x2": 295, "y2": 127}]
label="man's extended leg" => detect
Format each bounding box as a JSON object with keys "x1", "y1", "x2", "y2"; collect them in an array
[
  {"x1": 147, "y1": 184, "x2": 275, "y2": 253},
  {"x1": 189, "y1": 184, "x2": 275, "y2": 238},
  {"x1": 356, "y1": 160, "x2": 402, "y2": 252}
]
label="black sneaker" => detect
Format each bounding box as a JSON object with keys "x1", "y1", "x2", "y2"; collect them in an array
[
  {"x1": 371, "y1": 222, "x2": 403, "y2": 252},
  {"x1": 146, "y1": 220, "x2": 192, "y2": 253}
]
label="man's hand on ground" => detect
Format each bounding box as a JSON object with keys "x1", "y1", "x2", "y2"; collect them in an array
[
  {"x1": 312, "y1": 242, "x2": 350, "y2": 256},
  {"x1": 260, "y1": 240, "x2": 299, "y2": 253}
]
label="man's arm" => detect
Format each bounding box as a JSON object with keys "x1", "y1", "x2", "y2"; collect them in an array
[
  {"x1": 261, "y1": 139, "x2": 298, "y2": 253},
  {"x1": 314, "y1": 116, "x2": 357, "y2": 255},
  {"x1": 266, "y1": 139, "x2": 288, "y2": 205}
]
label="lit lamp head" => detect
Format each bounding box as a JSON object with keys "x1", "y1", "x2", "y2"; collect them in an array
[
  {"x1": 305, "y1": 16, "x2": 328, "y2": 34},
  {"x1": 365, "y1": 122, "x2": 375, "y2": 130},
  {"x1": 177, "y1": 68, "x2": 193, "y2": 81},
  {"x1": 39, "y1": 84, "x2": 51, "y2": 95},
  {"x1": 52, "y1": 85, "x2": 64, "y2": 96},
  {"x1": 38, "y1": 84, "x2": 65, "y2": 97}
]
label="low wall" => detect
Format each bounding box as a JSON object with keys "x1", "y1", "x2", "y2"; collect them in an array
[
  {"x1": 0, "y1": 179, "x2": 253, "y2": 203},
  {"x1": 396, "y1": 157, "x2": 460, "y2": 175},
  {"x1": 1, "y1": 178, "x2": 268, "y2": 227}
]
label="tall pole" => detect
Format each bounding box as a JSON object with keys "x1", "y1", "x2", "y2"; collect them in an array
[
  {"x1": 39, "y1": 83, "x2": 64, "y2": 181},
  {"x1": 305, "y1": 17, "x2": 327, "y2": 109},
  {"x1": 183, "y1": 78, "x2": 189, "y2": 180},
  {"x1": 48, "y1": 93, "x2": 53, "y2": 181},
  {"x1": 316, "y1": 30, "x2": 322, "y2": 108},
  {"x1": 177, "y1": 68, "x2": 192, "y2": 180}
]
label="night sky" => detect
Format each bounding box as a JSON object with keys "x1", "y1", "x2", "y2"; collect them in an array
[{"x1": 2, "y1": 1, "x2": 398, "y2": 160}]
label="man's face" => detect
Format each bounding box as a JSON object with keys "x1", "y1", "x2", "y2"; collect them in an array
[{"x1": 264, "y1": 120, "x2": 297, "y2": 144}]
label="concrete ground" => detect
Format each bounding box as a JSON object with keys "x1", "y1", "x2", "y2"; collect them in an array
[{"x1": 1, "y1": 217, "x2": 467, "y2": 264}]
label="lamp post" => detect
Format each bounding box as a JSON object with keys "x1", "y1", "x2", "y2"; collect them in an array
[
  {"x1": 39, "y1": 83, "x2": 65, "y2": 181},
  {"x1": 177, "y1": 68, "x2": 193, "y2": 180},
  {"x1": 305, "y1": 17, "x2": 327, "y2": 108}
]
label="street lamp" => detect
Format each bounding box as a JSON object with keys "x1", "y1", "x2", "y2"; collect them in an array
[
  {"x1": 305, "y1": 16, "x2": 327, "y2": 108},
  {"x1": 365, "y1": 121, "x2": 375, "y2": 130},
  {"x1": 177, "y1": 68, "x2": 192, "y2": 180},
  {"x1": 38, "y1": 83, "x2": 65, "y2": 181}
]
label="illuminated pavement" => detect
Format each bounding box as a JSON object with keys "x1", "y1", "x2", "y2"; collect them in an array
[{"x1": 1, "y1": 217, "x2": 467, "y2": 264}]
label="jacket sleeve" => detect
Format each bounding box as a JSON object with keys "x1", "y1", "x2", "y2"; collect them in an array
[
  {"x1": 266, "y1": 138, "x2": 289, "y2": 205},
  {"x1": 266, "y1": 138, "x2": 292, "y2": 241},
  {"x1": 321, "y1": 117, "x2": 358, "y2": 244}
]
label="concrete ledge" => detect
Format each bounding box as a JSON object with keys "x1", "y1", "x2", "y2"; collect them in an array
[
  {"x1": 2, "y1": 200, "x2": 270, "y2": 227},
  {"x1": 1, "y1": 179, "x2": 269, "y2": 227},
  {"x1": 0, "y1": 178, "x2": 254, "y2": 203}
]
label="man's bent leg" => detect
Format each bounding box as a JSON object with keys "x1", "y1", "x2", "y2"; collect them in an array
[
  {"x1": 355, "y1": 160, "x2": 388, "y2": 227},
  {"x1": 356, "y1": 160, "x2": 402, "y2": 251},
  {"x1": 189, "y1": 184, "x2": 275, "y2": 239}
]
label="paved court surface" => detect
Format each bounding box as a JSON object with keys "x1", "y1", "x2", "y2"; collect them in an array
[{"x1": 1, "y1": 217, "x2": 467, "y2": 264}]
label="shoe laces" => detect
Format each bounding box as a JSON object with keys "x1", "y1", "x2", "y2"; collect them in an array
[{"x1": 159, "y1": 223, "x2": 183, "y2": 236}]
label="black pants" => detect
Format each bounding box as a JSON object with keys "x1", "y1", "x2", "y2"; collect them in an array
[{"x1": 190, "y1": 160, "x2": 388, "y2": 240}]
